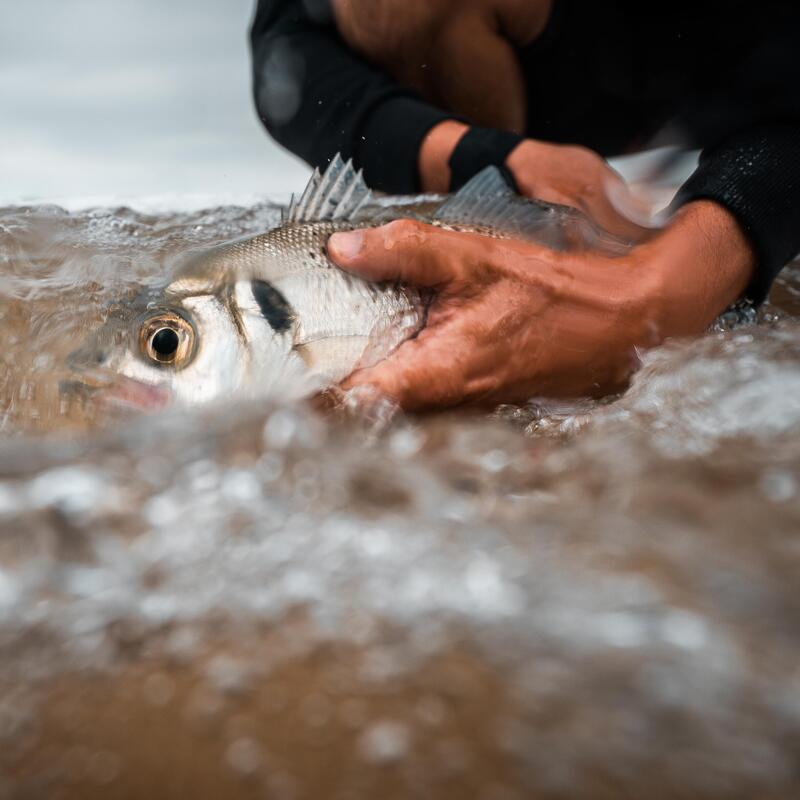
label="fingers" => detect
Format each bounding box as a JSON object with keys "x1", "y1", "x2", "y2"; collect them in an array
[
  {"x1": 341, "y1": 326, "x2": 470, "y2": 412},
  {"x1": 328, "y1": 219, "x2": 473, "y2": 286}
]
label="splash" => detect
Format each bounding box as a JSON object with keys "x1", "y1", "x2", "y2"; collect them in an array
[{"x1": 1, "y1": 201, "x2": 799, "y2": 798}]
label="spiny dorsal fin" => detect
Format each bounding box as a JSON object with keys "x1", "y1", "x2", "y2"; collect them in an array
[
  {"x1": 285, "y1": 154, "x2": 372, "y2": 224},
  {"x1": 433, "y1": 166, "x2": 563, "y2": 241}
]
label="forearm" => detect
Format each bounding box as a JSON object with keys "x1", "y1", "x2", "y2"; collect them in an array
[
  {"x1": 250, "y1": 0, "x2": 454, "y2": 192},
  {"x1": 673, "y1": 124, "x2": 800, "y2": 304}
]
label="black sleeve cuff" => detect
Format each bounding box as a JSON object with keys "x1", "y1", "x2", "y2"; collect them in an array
[
  {"x1": 448, "y1": 126, "x2": 524, "y2": 191},
  {"x1": 672, "y1": 124, "x2": 800, "y2": 304},
  {"x1": 356, "y1": 96, "x2": 456, "y2": 194}
]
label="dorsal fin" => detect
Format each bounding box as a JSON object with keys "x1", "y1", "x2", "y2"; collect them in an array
[
  {"x1": 433, "y1": 166, "x2": 562, "y2": 240},
  {"x1": 433, "y1": 167, "x2": 632, "y2": 253},
  {"x1": 285, "y1": 154, "x2": 372, "y2": 224}
]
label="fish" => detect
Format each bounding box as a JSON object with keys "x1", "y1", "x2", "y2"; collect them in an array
[{"x1": 64, "y1": 155, "x2": 629, "y2": 410}]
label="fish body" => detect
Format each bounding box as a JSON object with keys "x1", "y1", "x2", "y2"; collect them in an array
[{"x1": 66, "y1": 157, "x2": 628, "y2": 409}]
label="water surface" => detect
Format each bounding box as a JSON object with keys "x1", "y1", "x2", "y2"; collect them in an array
[{"x1": 1, "y1": 202, "x2": 799, "y2": 798}]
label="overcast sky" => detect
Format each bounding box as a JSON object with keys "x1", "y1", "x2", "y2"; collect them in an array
[{"x1": 0, "y1": 0, "x2": 311, "y2": 205}]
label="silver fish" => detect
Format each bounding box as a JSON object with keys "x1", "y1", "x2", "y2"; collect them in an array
[{"x1": 65, "y1": 156, "x2": 628, "y2": 410}]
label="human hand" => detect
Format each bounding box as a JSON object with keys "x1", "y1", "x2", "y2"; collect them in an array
[
  {"x1": 505, "y1": 139, "x2": 655, "y2": 241},
  {"x1": 328, "y1": 201, "x2": 754, "y2": 411},
  {"x1": 419, "y1": 123, "x2": 656, "y2": 240}
]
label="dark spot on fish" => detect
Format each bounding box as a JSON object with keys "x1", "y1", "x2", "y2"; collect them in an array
[
  {"x1": 67, "y1": 344, "x2": 107, "y2": 369},
  {"x1": 251, "y1": 280, "x2": 294, "y2": 334}
]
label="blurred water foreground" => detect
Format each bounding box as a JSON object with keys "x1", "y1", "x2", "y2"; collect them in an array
[{"x1": 1, "y1": 200, "x2": 799, "y2": 798}]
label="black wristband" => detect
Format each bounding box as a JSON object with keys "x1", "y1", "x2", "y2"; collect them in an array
[{"x1": 448, "y1": 126, "x2": 524, "y2": 192}]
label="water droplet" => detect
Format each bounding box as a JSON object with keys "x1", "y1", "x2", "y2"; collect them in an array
[
  {"x1": 27, "y1": 466, "x2": 107, "y2": 517},
  {"x1": 225, "y1": 737, "x2": 262, "y2": 776},
  {"x1": 659, "y1": 610, "x2": 708, "y2": 650},
  {"x1": 206, "y1": 655, "x2": 251, "y2": 695},
  {"x1": 760, "y1": 469, "x2": 797, "y2": 503},
  {"x1": 263, "y1": 409, "x2": 298, "y2": 450},
  {"x1": 357, "y1": 720, "x2": 410, "y2": 764}
]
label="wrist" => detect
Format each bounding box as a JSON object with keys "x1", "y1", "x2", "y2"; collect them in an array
[
  {"x1": 635, "y1": 200, "x2": 756, "y2": 336},
  {"x1": 418, "y1": 120, "x2": 469, "y2": 193}
]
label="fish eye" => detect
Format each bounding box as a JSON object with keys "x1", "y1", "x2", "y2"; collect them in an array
[
  {"x1": 140, "y1": 313, "x2": 195, "y2": 367},
  {"x1": 151, "y1": 327, "x2": 180, "y2": 358}
]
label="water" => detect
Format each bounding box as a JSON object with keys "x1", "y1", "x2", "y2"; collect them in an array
[{"x1": 1, "y1": 202, "x2": 799, "y2": 798}]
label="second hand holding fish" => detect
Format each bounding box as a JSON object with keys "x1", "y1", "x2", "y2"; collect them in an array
[{"x1": 329, "y1": 200, "x2": 755, "y2": 411}]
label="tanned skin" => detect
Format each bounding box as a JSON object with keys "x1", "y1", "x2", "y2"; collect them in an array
[{"x1": 330, "y1": 0, "x2": 756, "y2": 409}]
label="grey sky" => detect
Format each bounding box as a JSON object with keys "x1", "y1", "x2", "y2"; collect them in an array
[{"x1": 0, "y1": 0, "x2": 310, "y2": 205}]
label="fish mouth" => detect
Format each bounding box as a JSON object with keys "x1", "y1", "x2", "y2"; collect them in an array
[{"x1": 60, "y1": 370, "x2": 172, "y2": 413}]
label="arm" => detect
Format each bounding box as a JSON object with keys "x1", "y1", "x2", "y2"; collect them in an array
[
  {"x1": 674, "y1": 125, "x2": 800, "y2": 304},
  {"x1": 417, "y1": 7, "x2": 800, "y2": 304},
  {"x1": 249, "y1": 0, "x2": 453, "y2": 191}
]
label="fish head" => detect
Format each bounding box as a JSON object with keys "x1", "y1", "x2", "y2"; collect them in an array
[{"x1": 63, "y1": 278, "x2": 287, "y2": 412}]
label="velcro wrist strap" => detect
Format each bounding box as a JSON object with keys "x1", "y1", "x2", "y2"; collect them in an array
[{"x1": 448, "y1": 126, "x2": 524, "y2": 192}]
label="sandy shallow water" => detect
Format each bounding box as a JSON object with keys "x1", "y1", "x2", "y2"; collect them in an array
[{"x1": 1, "y1": 201, "x2": 799, "y2": 798}]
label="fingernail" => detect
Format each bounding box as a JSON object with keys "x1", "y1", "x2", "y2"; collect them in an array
[{"x1": 329, "y1": 231, "x2": 364, "y2": 261}]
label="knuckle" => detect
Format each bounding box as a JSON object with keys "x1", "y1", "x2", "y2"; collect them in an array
[
  {"x1": 381, "y1": 219, "x2": 427, "y2": 250},
  {"x1": 386, "y1": 218, "x2": 423, "y2": 238}
]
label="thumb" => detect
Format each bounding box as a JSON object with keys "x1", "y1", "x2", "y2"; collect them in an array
[{"x1": 328, "y1": 219, "x2": 470, "y2": 286}]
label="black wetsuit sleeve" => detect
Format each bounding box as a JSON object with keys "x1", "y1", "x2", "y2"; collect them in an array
[
  {"x1": 249, "y1": 0, "x2": 452, "y2": 193},
  {"x1": 674, "y1": 125, "x2": 800, "y2": 304},
  {"x1": 670, "y1": 13, "x2": 800, "y2": 305}
]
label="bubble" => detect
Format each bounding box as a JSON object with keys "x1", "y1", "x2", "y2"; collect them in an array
[
  {"x1": 357, "y1": 720, "x2": 410, "y2": 764},
  {"x1": 164, "y1": 627, "x2": 202, "y2": 663},
  {"x1": 27, "y1": 466, "x2": 107, "y2": 517},
  {"x1": 479, "y1": 449, "x2": 510, "y2": 473},
  {"x1": 263, "y1": 409, "x2": 298, "y2": 450},
  {"x1": 206, "y1": 655, "x2": 251, "y2": 696},
  {"x1": 221, "y1": 469, "x2": 262, "y2": 504},
  {"x1": 659, "y1": 610, "x2": 708, "y2": 650},
  {"x1": 225, "y1": 737, "x2": 262, "y2": 776},
  {"x1": 760, "y1": 469, "x2": 797, "y2": 503},
  {"x1": 142, "y1": 672, "x2": 176, "y2": 707},
  {"x1": 596, "y1": 611, "x2": 648, "y2": 648},
  {"x1": 143, "y1": 493, "x2": 182, "y2": 527},
  {"x1": 0, "y1": 570, "x2": 20, "y2": 613},
  {"x1": 389, "y1": 427, "x2": 425, "y2": 458},
  {"x1": 0, "y1": 483, "x2": 20, "y2": 517}
]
